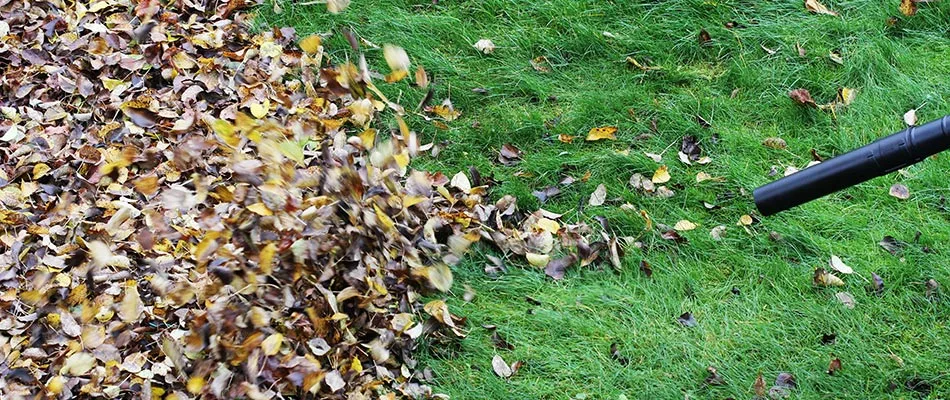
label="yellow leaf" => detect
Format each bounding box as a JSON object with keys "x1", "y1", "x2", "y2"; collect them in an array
[
  {"x1": 374, "y1": 204, "x2": 395, "y2": 232},
  {"x1": 61, "y1": 352, "x2": 96, "y2": 376},
  {"x1": 738, "y1": 214, "x2": 753, "y2": 226},
  {"x1": 247, "y1": 202, "x2": 273, "y2": 216},
  {"x1": 696, "y1": 172, "x2": 713, "y2": 182},
  {"x1": 384, "y1": 44, "x2": 410, "y2": 73},
  {"x1": 652, "y1": 165, "x2": 671, "y2": 183},
  {"x1": 415, "y1": 66, "x2": 429, "y2": 89},
  {"x1": 47, "y1": 375, "x2": 66, "y2": 394},
  {"x1": 187, "y1": 376, "x2": 205, "y2": 394},
  {"x1": 899, "y1": 0, "x2": 916, "y2": 16},
  {"x1": 299, "y1": 34, "x2": 322, "y2": 54},
  {"x1": 431, "y1": 104, "x2": 461, "y2": 121},
  {"x1": 526, "y1": 253, "x2": 550, "y2": 267},
  {"x1": 351, "y1": 357, "x2": 363, "y2": 373},
  {"x1": 586, "y1": 126, "x2": 617, "y2": 141},
  {"x1": 558, "y1": 134, "x2": 574, "y2": 143},
  {"x1": 674, "y1": 220, "x2": 697, "y2": 231},
  {"x1": 535, "y1": 218, "x2": 561, "y2": 234},
  {"x1": 327, "y1": 0, "x2": 350, "y2": 14},
  {"x1": 212, "y1": 119, "x2": 239, "y2": 147},
  {"x1": 119, "y1": 281, "x2": 142, "y2": 323},
  {"x1": 385, "y1": 69, "x2": 409, "y2": 83},
  {"x1": 417, "y1": 263, "x2": 453, "y2": 292},
  {"x1": 259, "y1": 242, "x2": 278, "y2": 275},
  {"x1": 278, "y1": 140, "x2": 305, "y2": 165},
  {"x1": 249, "y1": 100, "x2": 269, "y2": 119},
  {"x1": 262, "y1": 333, "x2": 284, "y2": 356},
  {"x1": 403, "y1": 195, "x2": 425, "y2": 208},
  {"x1": 358, "y1": 128, "x2": 377, "y2": 149},
  {"x1": 32, "y1": 163, "x2": 51, "y2": 179}
]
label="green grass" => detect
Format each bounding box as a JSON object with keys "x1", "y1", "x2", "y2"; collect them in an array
[{"x1": 259, "y1": 1, "x2": 950, "y2": 398}]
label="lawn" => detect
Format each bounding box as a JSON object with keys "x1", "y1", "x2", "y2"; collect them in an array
[{"x1": 260, "y1": 1, "x2": 950, "y2": 398}]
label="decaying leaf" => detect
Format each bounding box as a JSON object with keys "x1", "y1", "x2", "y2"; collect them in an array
[
  {"x1": 737, "y1": 215, "x2": 754, "y2": 226},
  {"x1": 586, "y1": 126, "x2": 618, "y2": 141},
  {"x1": 705, "y1": 366, "x2": 726, "y2": 386},
  {"x1": 827, "y1": 357, "x2": 843, "y2": 375},
  {"x1": 889, "y1": 183, "x2": 910, "y2": 199},
  {"x1": 871, "y1": 272, "x2": 885, "y2": 294},
  {"x1": 789, "y1": 88, "x2": 817, "y2": 106},
  {"x1": 805, "y1": 0, "x2": 839, "y2": 16},
  {"x1": 710, "y1": 225, "x2": 727, "y2": 241},
  {"x1": 835, "y1": 292, "x2": 856, "y2": 309},
  {"x1": 879, "y1": 236, "x2": 905, "y2": 255},
  {"x1": 498, "y1": 143, "x2": 523, "y2": 166},
  {"x1": 753, "y1": 372, "x2": 767, "y2": 397},
  {"x1": 545, "y1": 254, "x2": 578, "y2": 280}
]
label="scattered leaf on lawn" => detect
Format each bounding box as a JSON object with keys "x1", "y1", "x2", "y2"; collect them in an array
[
  {"x1": 530, "y1": 56, "x2": 550, "y2": 72},
  {"x1": 789, "y1": 88, "x2": 817, "y2": 106},
  {"x1": 558, "y1": 134, "x2": 575, "y2": 143},
  {"x1": 639, "y1": 260, "x2": 653, "y2": 277},
  {"x1": 900, "y1": 0, "x2": 918, "y2": 16},
  {"x1": 814, "y1": 268, "x2": 845, "y2": 286},
  {"x1": 737, "y1": 215, "x2": 753, "y2": 226},
  {"x1": 327, "y1": 0, "x2": 350, "y2": 13},
  {"x1": 762, "y1": 137, "x2": 788, "y2": 149},
  {"x1": 754, "y1": 373, "x2": 767, "y2": 397},
  {"x1": 474, "y1": 39, "x2": 496, "y2": 54},
  {"x1": 661, "y1": 230, "x2": 687, "y2": 243},
  {"x1": 610, "y1": 343, "x2": 631, "y2": 366},
  {"x1": 681, "y1": 135, "x2": 702, "y2": 161},
  {"x1": 821, "y1": 333, "x2": 837, "y2": 345},
  {"x1": 498, "y1": 143, "x2": 523, "y2": 166},
  {"x1": 589, "y1": 184, "x2": 607, "y2": 206},
  {"x1": 835, "y1": 292, "x2": 856, "y2": 309},
  {"x1": 299, "y1": 35, "x2": 322, "y2": 54},
  {"x1": 492, "y1": 331, "x2": 515, "y2": 351},
  {"x1": 383, "y1": 44, "x2": 411, "y2": 83},
  {"x1": 492, "y1": 355, "x2": 513, "y2": 378},
  {"x1": 415, "y1": 66, "x2": 429, "y2": 89},
  {"x1": 677, "y1": 312, "x2": 697, "y2": 327},
  {"x1": 645, "y1": 152, "x2": 663, "y2": 162},
  {"x1": 586, "y1": 126, "x2": 618, "y2": 141},
  {"x1": 829, "y1": 50, "x2": 844, "y2": 65},
  {"x1": 710, "y1": 225, "x2": 727, "y2": 241},
  {"x1": 533, "y1": 186, "x2": 561, "y2": 203},
  {"x1": 705, "y1": 366, "x2": 726, "y2": 386},
  {"x1": 652, "y1": 165, "x2": 671, "y2": 183},
  {"x1": 904, "y1": 108, "x2": 918, "y2": 126},
  {"x1": 463, "y1": 285, "x2": 476, "y2": 302},
  {"x1": 829, "y1": 255, "x2": 854, "y2": 274},
  {"x1": 879, "y1": 235, "x2": 905, "y2": 255},
  {"x1": 805, "y1": 0, "x2": 839, "y2": 16},
  {"x1": 827, "y1": 357, "x2": 843, "y2": 375},
  {"x1": 889, "y1": 183, "x2": 910, "y2": 199},
  {"x1": 674, "y1": 220, "x2": 697, "y2": 231},
  {"x1": 698, "y1": 29, "x2": 711, "y2": 45},
  {"x1": 871, "y1": 272, "x2": 885, "y2": 294}
]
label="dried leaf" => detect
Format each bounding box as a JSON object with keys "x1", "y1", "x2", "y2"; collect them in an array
[
  {"x1": 900, "y1": 0, "x2": 918, "y2": 16},
  {"x1": 904, "y1": 108, "x2": 918, "y2": 126},
  {"x1": 827, "y1": 357, "x2": 843, "y2": 375},
  {"x1": 762, "y1": 137, "x2": 787, "y2": 149},
  {"x1": 492, "y1": 355, "x2": 513, "y2": 378},
  {"x1": 889, "y1": 183, "x2": 910, "y2": 199},
  {"x1": 829, "y1": 255, "x2": 854, "y2": 274},
  {"x1": 789, "y1": 88, "x2": 816, "y2": 106},
  {"x1": 814, "y1": 268, "x2": 845, "y2": 286},
  {"x1": 588, "y1": 184, "x2": 607, "y2": 206},
  {"x1": 805, "y1": 0, "x2": 839, "y2": 16},
  {"x1": 674, "y1": 220, "x2": 697, "y2": 231},
  {"x1": 474, "y1": 39, "x2": 496, "y2": 54},
  {"x1": 835, "y1": 292, "x2": 856, "y2": 309},
  {"x1": 677, "y1": 312, "x2": 697, "y2": 327},
  {"x1": 544, "y1": 254, "x2": 578, "y2": 280}
]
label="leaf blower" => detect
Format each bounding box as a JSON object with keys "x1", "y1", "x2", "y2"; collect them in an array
[{"x1": 753, "y1": 115, "x2": 950, "y2": 216}]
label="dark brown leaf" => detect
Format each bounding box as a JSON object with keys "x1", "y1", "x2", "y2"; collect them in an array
[
  {"x1": 491, "y1": 331, "x2": 515, "y2": 351},
  {"x1": 677, "y1": 312, "x2": 697, "y2": 327},
  {"x1": 705, "y1": 366, "x2": 726, "y2": 386},
  {"x1": 879, "y1": 236, "x2": 905, "y2": 255},
  {"x1": 609, "y1": 343, "x2": 630, "y2": 366},
  {"x1": 639, "y1": 260, "x2": 653, "y2": 278},
  {"x1": 698, "y1": 29, "x2": 711, "y2": 45},
  {"x1": 544, "y1": 254, "x2": 577, "y2": 280},
  {"x1": 827, "y1": 357, "x2": 842, "y2": 375},
  {"x1": 498, "y1": 143, "x2": 523, "y2": 166}
]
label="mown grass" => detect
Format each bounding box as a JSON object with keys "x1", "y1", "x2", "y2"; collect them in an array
[{"x1": 259, "y1": 0, "x2": 950, "y2": 398}]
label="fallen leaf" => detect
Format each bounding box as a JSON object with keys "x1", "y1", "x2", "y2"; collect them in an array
[
  {"x1": 762, "y1": 137, "x2": 787, "y2": 149},
  {"x1": 698, "y1": 29, "x2": 711, "y2": 45},
  {"x1": 62, "y1": 352, "x2": 96, "y2": 376},
  {"x1": 498, "y1": 143, "x2": 523, "y2": 166},
  {"x1": 829, "y1": 255, "x2": 854, "y2": 274},
  {"x1": 544, "y1": 254, "x2": 578, "y2": 280},
  {"x1": 710, "y1": 225, "x2": 727, "y2": 240},
  {"x1": 737, "y1": 215, "x2": 753, "y2": 226},
  {"x1": 327, "y1": 0, "x2": 350, "y2": 13},
  {"x1": 789, "y1": 89, "x2": 817, "y2": 106},
  {"x1": 474, "y1": 39, "x2": 495, "y2": 54},
  {"x1": 889, "y1": 183, "x2": 910, "y2": 199},
  {"x1": 526, "y1": 253, "x2": 551, "y2": 268},
  {"x1": 644, "y1": 152, "x2": 663, "y2": 162},
  {"x1": 814, "y1": 268, "x2": 845, "y2": 286},
  {"x1": 262, "y1": 333, "x2": 284, "y2": 356},
  {"x1": 677, "y1": 312, "x2": 697, "y2": 327},
  {"x1": 530, "y1": 56, "x2": 550, "y2": 72},
  {"x1": 904, "y1": 108, "x2": 918, "y2": 126},
  {"x1": 492, "y1": 355, "x2": 512, "y2": 378},
  {"x1": 827, "y1": 357, "x2": 843, "y2": 375},
  {"x1": 610, "y1": 343, "x2": 630, "y2": 366},
  {"x1": 674, "y1": 220, "x2": 697, "y2": 231},
  {"x1": 299, "y1": 35, "x2": 322, "y2": 54},
  {"x1": 491, "y1": 331, "x2": 514, "y2": 351},
  {"x1": 753, "y1": 373, "x2": 767, "y2": 397},
  {"x1": 879, "y1": 235, "x2": 905, "y2": 255},
  {"x1": 586, "y1": 126, "x2": 618, "y2": 141},
  {"x1": 652, "y1": 165, "x2": 670, "y2": 183},
  {"x1": 900, "y1": 0, "x2": 917, "y2": 16},
  {"x1": 835, "y1": 292, "x2": 856, "y2": 309},
  {"x1": 588, "y1": 184, "x2": 607, "y2": 206},
  {"x1": 871, "y1": 272, "x2": 885, "y2": 294},
  {"x1": 805, "y1": 0, "x2": 839, "y2": 16},
  {"x1": 639, "y1": 260, "x2": 653, "y2": 277},
  {"x1": 558, "y1": 134, "x2": 575, "y2": 143},
  {"x1": 705, "y1": 366, "x2": 726, "y2": 386},
  {"x1": 829, "y1": 50, "x2": 844, "y2": 65},
  {"x1": 661, "y1": 230, "x2": 687, "y2": 243}
]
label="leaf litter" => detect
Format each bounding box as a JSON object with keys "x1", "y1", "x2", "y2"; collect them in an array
[{"x1": 0, "y1": 0, "x2": 625, "y2": 397}]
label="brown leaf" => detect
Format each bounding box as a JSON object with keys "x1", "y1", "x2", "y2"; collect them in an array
[
  {"x1": 879, "y1": 235, "x2": 905, "y2": 255},
  {"x1": 491, "y1": 331, "x2": 515, "y2": 351},
  {"x1": 698, "y1": 29, "x2": 711, "y2": 45},
  {"x1": 498, "y1": 143, "x2": 523, "y2": 166},
  {"x1": 544, "y1": 254, "x2": 578, "y2": 280},
  {"x1": 705, "y1": 366, "x2": 726, "y2": 386},
  {"x1": 762, "y1": 137, "x2": 788, "y2": 149},
  {"x1": 753, "y1": 372, "x2": 767, "y2": 397},
  {"x1": 900, "y1": 0, "x2": 918, "y2": 16},
  {"x1": 827, "y1": 357, "x2": 842, "y2": 375},
  {"x1": 532, "y1": 186, "x2": 561, "y2": 203},
  {"x1": 639, "y1": 260, "x2": 653, "y2": 277},
  {"x1": 789, "y1": 88, "x2": 817, "y2": 106}
]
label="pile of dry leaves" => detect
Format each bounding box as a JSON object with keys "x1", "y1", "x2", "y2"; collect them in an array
[{"x1": 0, "y1": 0, "x2": 610, "y2": 398}]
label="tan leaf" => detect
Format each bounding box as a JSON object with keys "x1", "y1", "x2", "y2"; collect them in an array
[
  {"x1": 904, "y1": 109, "x2": 918, "y2": 126},
  {"x1": 889, "y1": 183, "x2": 910, "y2": 200},
  {"x1": 644, "y1": 152, "x2": 662, "y2": 162},
  {"x1": 805, "y1": 0, "x2": 839, "y2": 16},
  {"x1": 835, "y1": 292, "x2": 856, "y2": 309},
  {"x1": 762, "y1": 137, "x2": 787, "y2": 149},
  {"x1": 492, "y1": 355, "x2": 513, "y2": 378},
  {"x1": 473, "y1": 39, "x2": 496, "y2": 54},
  {"x1": 588, "y1": 184, "x2": 607, "y2": 206},
  {"x1": 814, "y1": 268, "x2": 845, "y2": 286},
  {"x1": 674, "y1": 220, "x2": 697, "y2": 231},
  {"x1": 62, "y1": 352, "x2": 96, "y2": 376},
  {"x1": 119, "y1": 281, "x2": 142, "y2": 323}
]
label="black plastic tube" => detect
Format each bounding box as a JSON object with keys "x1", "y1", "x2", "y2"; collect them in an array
[{"x1": 753, "y1": 115, "x2": 950, "y2": 216}]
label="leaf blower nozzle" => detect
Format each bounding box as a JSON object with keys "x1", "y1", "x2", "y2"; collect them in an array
[{"x1": 753, "y1": 115, "x2": 950, "y2": 216}]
